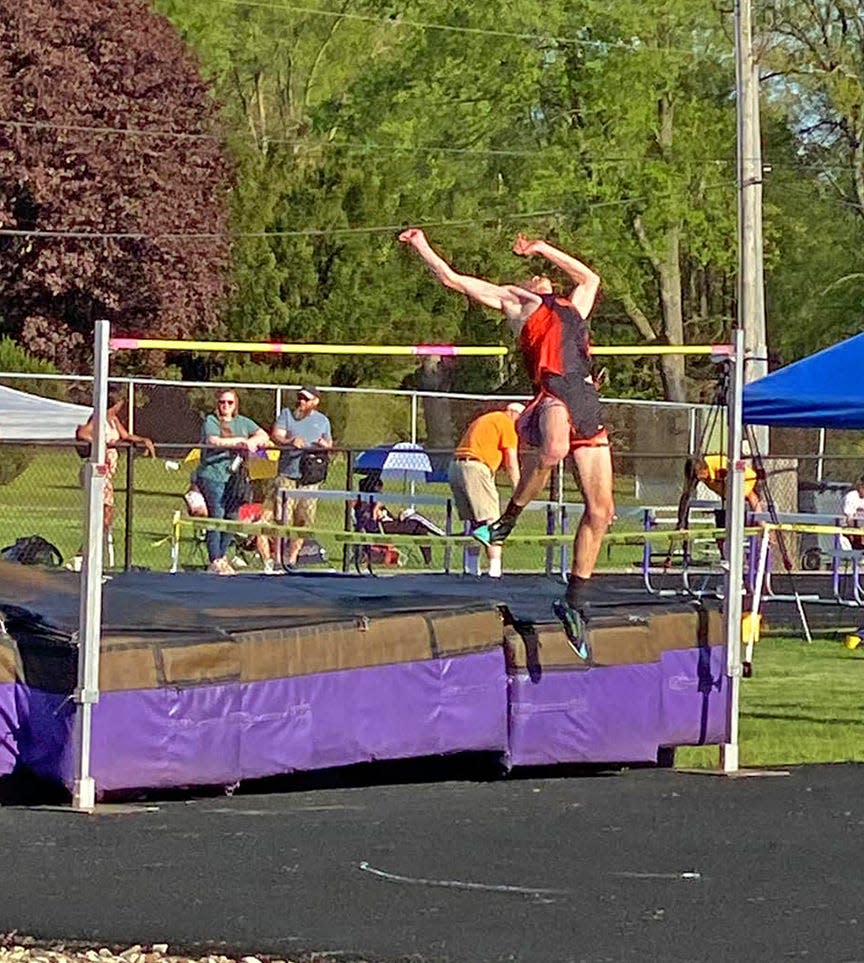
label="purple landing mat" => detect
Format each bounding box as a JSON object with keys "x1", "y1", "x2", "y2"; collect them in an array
[
  {"x1": 658, "y1": 645, "x2": 730, "y2": 748},
  {"x1": 0, "y1": 683, "x2": 17, "y2": 776},
  {"x1": 18, "y1": 649, "x2": 508, "y2": 794},
  {"x1": 506, "y1": 645, "x2": 730, "y2": 767}
]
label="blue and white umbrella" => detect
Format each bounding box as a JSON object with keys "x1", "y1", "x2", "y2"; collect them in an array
[{"x1": 355, "y1": 442, "x2": 433, "y2": 482}]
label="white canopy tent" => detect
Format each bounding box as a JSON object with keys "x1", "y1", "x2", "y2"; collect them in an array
[{"x1": 0, "y1": 384, "x2": 90, "y2": 440}]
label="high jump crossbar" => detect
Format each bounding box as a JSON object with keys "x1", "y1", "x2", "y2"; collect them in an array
[
  {"x1": 109, "y1": 338, "x2": 506, "y2": 357},
  {"x1": 591, "y1": 344, "x2": 733, "y2": 357},
  {"x1": 109, "y1": 338, "x2": 733, "y2": 358}
]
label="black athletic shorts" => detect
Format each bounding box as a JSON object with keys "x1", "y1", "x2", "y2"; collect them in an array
[{"x1": 542, "y1": 372, "x2": 605, "y2": 441}]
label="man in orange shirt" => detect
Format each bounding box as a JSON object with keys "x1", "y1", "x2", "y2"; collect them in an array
[{"x1": 448, "y1": 402, "x2": 523, "y2": 577}]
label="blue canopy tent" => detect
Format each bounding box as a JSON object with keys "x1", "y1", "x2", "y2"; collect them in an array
[
  {"x1": 743, "y1": 332, "x2": 864, "y2": 428},
  {"x1": 742, "y1": 331, "x2": 864, "y2": 631}
]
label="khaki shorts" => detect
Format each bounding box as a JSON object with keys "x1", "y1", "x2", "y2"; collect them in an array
[
  {"x1": 264, "y1": 476, "x2": 320, "y2": 527},
  {"x1": 448, "y1": 459, "x2": 500, "y2": 524}
]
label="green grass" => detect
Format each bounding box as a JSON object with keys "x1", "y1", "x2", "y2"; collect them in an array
[
  {"x1": 0, "y1": 447, "x2": 653, "y2": 573},
  {"x1": 0, "y1": 448, "x2": 192, "y2": 570},
  {"x1": 676, "y1": 634, "x2": 864, "y2": 769}
]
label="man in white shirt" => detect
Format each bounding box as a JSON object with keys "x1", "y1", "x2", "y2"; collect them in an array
[{"x1": 842, "y1": 476, "x2": 864, "y2": 550}]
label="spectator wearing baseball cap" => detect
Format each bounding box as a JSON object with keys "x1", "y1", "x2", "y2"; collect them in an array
[
  {"x1": 260, "y1": 386, "x2": 333, "y2": 571},
  {"x1": 448, "y1": 402, "x2": 524, "y2": 577}
]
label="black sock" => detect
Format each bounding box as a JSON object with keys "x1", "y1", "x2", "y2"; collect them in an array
[
  {"x1": 501, "y1": 499, "x2": 525, "y2": 523},
  {"x1": 565, "y1": 574, "x2": 589, "y2": 611}
]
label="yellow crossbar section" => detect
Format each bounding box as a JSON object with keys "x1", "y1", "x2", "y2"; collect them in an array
[
  {"x1": 591, "y1": 344, "x2": 732, "y2": 357},
  {"x1": 171, "y1": 514, "x2": 754, "y2": 548},
  {"x1": 766, "y1": 522, "x2": 851, "y2": 536},
  {"x1": 112, "y1": 338, "x2": 506, "y2": 357}
]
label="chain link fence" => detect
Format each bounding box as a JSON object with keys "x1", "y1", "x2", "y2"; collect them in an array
[{"x1": 0, "y1": 372, "x2": 862, "y2": 574}]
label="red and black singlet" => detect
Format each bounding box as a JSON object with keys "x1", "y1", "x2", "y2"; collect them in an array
[
  {"x1": 519, "y1": 294, "x2": 592, "y2": 387},
  {"x1": 518, "y1": 294, "x2": 605, "y2": 442}
]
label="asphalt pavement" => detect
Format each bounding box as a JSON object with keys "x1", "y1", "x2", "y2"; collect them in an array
[
  {"x1": 4, "y1": 761, "x2": 864, "y2": 963},
  {"x1": 3, "y1": 570, "x2": 863, "y2": 962}
]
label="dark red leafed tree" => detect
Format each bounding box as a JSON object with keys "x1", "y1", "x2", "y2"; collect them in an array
[{"x1": 0, "y1": 0, "x2": 232, "y2": 371}]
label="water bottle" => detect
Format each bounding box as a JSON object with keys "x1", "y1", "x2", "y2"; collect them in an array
[{"x1": 229, "y1": 454, "x2": 243, "y2": 474}]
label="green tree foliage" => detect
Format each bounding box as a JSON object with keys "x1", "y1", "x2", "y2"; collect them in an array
[
  {"x1": 302, "y1": 0, "x2": 748, "y2": 400},
  {"x1": 157, "y1": 0, "x2": 414, "y2": 387},
  {"x1": 761, "y1": 1, "x2": 864, "y2": 216},
  {"x1": 0, "y1": 0, "x2": 232, "y2": 372},
  {"x1": 25, "y1": 0, "x2": 851, "y2": 402},
  {"x1": 0, "y1": 336, "x2": 65, "y2": 399},
  {"x1": 158, "y1": 0, "x2": 752, "y2": 399},
  {"x1": 759, "y1": 1, "x2": 864, "y2": 362}
]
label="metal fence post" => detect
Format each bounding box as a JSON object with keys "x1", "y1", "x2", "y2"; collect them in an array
[
  {"x1": 342, "y1": 449, "x2": 354, "y2": 573},
  {"x1": 124, "y1": 444, "x2": 135, "y2": 571}
]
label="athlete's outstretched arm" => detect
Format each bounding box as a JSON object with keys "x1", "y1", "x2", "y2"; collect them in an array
[
  {"x1": 513, "y1": 233, "x2": 600, "y2": 320},
  {"x1": 399, "y1": 228, "x2": 524, "y2": 317}
]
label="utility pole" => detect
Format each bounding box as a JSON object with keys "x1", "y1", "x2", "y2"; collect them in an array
[{"x1": 735, "y1": 0, "x2": 768, "y2": 451}]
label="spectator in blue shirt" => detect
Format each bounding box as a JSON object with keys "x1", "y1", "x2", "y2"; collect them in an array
[
  {"x1": 197, "y1": 389, "x2": 269, "y2": 575},
  {"x1": 260, "y1": 386, "x2": 333, "y2": 571}
]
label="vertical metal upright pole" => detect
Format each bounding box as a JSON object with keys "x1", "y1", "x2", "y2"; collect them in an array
[
  {"x1": 72, "y1": 320, "x2": 109, "y2": 812},
  {"x1": 126, "y1": 380, "x2": 135, "y2": 433},
  {"x1": 409, "y1": 394, "x2": 419, "y2": 508},
  {"x1": 123, "y1": 379, "x2": 136, "y2": 570},
  {"x1": 748, "y1": 71, "x2": 767, "y2": 395},
  {"x1": 720, "y1": 329, "x2": 746, "y2": 773},
  {"x1": 736, "y1": 0, "x2": 768, "y2": 452},
  {"x1": 557, "y1": 460, "x2": 567, "y2": 576},
  {"x1": 816, "y1": 428, "x2": 826, "y2": 484},
  {"x1": 545, "y1": 470, "x2": 556, "y2": 577}
]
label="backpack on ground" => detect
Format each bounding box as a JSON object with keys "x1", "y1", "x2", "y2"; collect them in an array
[{"x1": 1, "y1": 535, "x2": 64, "y2": 567}]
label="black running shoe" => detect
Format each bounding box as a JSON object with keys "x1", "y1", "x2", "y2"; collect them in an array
[
  {"x1": 552, "y1": 599, "x2": 590, "y2": 661},
  {"x1": 472, "y1": 516, "x2": 515, "y2": 547}
]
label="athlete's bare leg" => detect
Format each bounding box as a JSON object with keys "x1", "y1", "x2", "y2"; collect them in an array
[
  {"x1": 473, "y1": 401, "x2": 569, "y2": 544},
  {"x1": 549, "y1": 445, "x2": 614, "y2": 659},
  {"x1": 570, "y1": 445, "x2": 616, "y2": 579},
  {"x1": 509, "y1": 402, "x2": 571, "y2": 507}
]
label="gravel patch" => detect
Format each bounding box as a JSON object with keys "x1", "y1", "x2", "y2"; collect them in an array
[{"x1": 0, "y1": 938, "x2": 314, "y2": 963}]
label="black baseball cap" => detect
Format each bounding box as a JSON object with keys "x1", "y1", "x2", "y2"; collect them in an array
[{"x1": 298, "y1": 385, "x2": 320, "y2": 401}]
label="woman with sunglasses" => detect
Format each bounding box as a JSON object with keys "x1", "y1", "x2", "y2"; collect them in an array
[{"x1": 196, "y1": 389, "x2": 269, "y2": 574}]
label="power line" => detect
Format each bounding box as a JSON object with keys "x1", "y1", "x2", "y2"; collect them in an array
[
  {"x1": 203, "y1": 0, "x2": 730, "y2": 58},
  {"x1": 0, "y1": 117, "x2": 536, "y2": 156},
  {"x1": 0, "y1": 119, "x2": 747, "y2": 169},
  {"x1": 0, "y1": 118, "x2": 215, "y2": 142},
  {"x1": 0, "y1": 1, "x2": 728, "y2": 56},
  {"x1": 7, "y1": 116, "x2": 852, "y2": 175},
  {"x1": 204, "y1": 0, "x2": 628, "y2": 49},
  {"x1": 0, "y1": 208, "x2": 570, "y2": 241},
  {"x1": 0, "y1": 182, "x2": 742, "y2": 242}
]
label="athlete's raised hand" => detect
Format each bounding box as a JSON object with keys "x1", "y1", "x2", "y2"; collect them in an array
[
  {"x1": 398, "y1": 227, "x2": 426, "y2": 247},
  {"x1": 512, "y1": 233, "x2": 544, "y2": 257}
]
